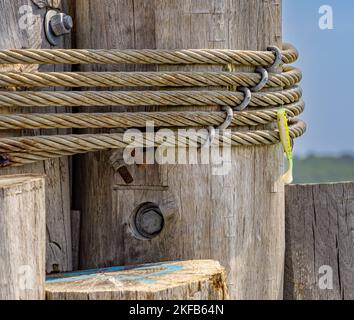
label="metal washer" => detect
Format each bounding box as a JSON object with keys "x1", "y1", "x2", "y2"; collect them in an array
[{"x1": 44, "y1": 10, "x2": 60, "y2": 46}]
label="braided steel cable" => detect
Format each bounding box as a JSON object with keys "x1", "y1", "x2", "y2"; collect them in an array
[
  {"x1": 0, "y1": 43, "x2": 306, "y2": 168},
  {"x1": 0, "y1": 101, "x2": 304, "y2": 130},
  {"x1": 0, "y1": 44, "x2": 298, "y2": 66},
  {"x1": 0, "y1": 66, "x2": 301, "y2": 89},
  {"x1": 0, "y1": 86, "x2": 302, "y2": 108},
  {"x1": 0, "y1": 119, "x2": 306, "y2": 167}
]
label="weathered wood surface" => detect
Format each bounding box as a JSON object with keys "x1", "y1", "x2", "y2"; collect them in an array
[
  {"x1": 71, "y1": 210, "x2": 81, "y2": 271},
  {"x1": 46, "y1": 260, "x2": 228, "y2": 300},
  {"x1": 0, "y1": 0, "x2": 72, "y2": 274},
  {"x1": 285, "y1": 183, "x2": 354, "y2": 300},
  {"x1": 0, "y1": 175, "x2": 46, "y2": 300},
  {"x1": 75, "y1": 0, "x2": 284, "y2": 300}
]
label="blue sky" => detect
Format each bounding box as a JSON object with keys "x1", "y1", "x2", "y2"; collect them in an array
[{"x1": 283, "y1": 0, "x2": 354, "y2": 155}]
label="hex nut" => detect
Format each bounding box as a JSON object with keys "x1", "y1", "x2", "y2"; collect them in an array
[
  {"x1": 50, "y1": 13, "x2": 73, "y2": 36},
  {"x1": 133, "y1": 203, "x2": 165, "y2": 240}
]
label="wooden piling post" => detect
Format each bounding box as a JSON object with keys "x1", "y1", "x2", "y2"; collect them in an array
[
  {"x1": 0, "y1": 175, "x2": 45, "y2": 300},
  {"x1": 74, "y1": 0, "x2": 284, "y2": 299},
  {"x1": 0, "y1": 0, "x2": 73, "y2": 274}
]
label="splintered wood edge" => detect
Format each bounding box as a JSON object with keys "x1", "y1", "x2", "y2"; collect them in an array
[
  {"x1": 0, "y1": 174, "x2": 45, "y2": 188},
  {"x1": 0, "y1": 174, "x2": 45, "y2": 198},
  {"x1": 45, "y1": 260, "x2": 227, "y2": 296}
]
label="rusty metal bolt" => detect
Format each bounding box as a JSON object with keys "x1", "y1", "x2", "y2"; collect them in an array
[{"x1": 50, "y1": 13, "x2": 73, "y2": 36}]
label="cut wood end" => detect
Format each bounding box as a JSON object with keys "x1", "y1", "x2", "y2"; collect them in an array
[{"x1": 46, "y1": 260, "x2": 228, "y2": 300}]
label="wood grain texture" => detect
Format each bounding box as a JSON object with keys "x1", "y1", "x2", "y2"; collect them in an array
[
  {"x1": 0, "y1": 0, "x2": 72, "y2": 274},
  {"x1": 75, "y1": 0, "x2": 284, "y2": 300},
  {"x1": 46, "y1": 260, "x2": 228, "y2": 300},
  {"x1": 71, "y1": 210, "x2": 81, "y2": 270},
  {"x1": 285, "y1": 183, "x2": 354, "y2": 300},
  {"x1": 0, "y1": 174, "x2": 45, "y2": 300}
]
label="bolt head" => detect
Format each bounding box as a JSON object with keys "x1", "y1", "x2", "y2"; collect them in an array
[
  {"x1": 134, "y1": 203, "x2": 165, "y2": 239},
  {"x1": 139, "y1": 210, "x2": 164, "y2": 235},
  {"x1": 50, "y1": 13, "x2": 73, "y2": 36}
]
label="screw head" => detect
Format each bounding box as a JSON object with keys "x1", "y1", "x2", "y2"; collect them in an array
[{"x1": 50, "y1": 13, "x2": 73, "y2": 36}]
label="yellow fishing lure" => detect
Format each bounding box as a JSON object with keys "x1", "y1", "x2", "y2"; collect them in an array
[{"x1": 277, "y1": 109, "x2": 293, "y2": 184}]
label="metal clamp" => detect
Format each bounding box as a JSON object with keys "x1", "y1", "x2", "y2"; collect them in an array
[
  {"x1": 267, "y1": 45, "x2": 283, "y2": 72},
  {"x1": 234, "y1": 87, "x2": 251, "y2": 111},
  {"x1": 218, "y1": 106, "x2": 234, "y2": 130},
  {"x1": 201, "y1": 106, "x2": 234, "y2": 148},
  {"x1": 201, "y1": 126, "x2": 216, "y2": 149},
  {"x1": 251, "y1": 67, "x2": 269, "y2": 92}
]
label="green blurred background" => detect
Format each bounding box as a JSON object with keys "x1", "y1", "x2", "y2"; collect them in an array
[{"x1": 293, "y1": 155, "x2": 354, "y2": 184}]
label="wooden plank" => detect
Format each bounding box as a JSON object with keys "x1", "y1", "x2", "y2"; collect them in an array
[
  {"x1": 75, "y1": 0, "x2": 284, "y2": 300},
  {"x1": 0, "y1": 174, "x2": 46, "y2": 300},
  {"x1": 285, "y1": 183, "x2": 354, "y2": 300},
  {"x1": 46, "y1": 260, "x2": 228, "y2": 300},
  {"x1": 0, "y1": 0, "x2": 72, "y2": 274}
]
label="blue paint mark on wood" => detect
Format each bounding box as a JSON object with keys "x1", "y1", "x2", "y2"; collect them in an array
[{"x1": 46, "y1": 263, "x2": 184, "y2": 285}]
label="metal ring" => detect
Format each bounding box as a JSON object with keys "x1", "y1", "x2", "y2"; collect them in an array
[
  {"x1": 267, "y1": 46, "x2": 282, "y2": 71},
  {"x1": 251, "y1": 67, "x2": 269, "y2": 92},
  {"x1": 234, "y1": 87, "x2": 251, "y2": 111},
  {"x1": 201, "y1": 126, "x2": 216, "y2": 148}
]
